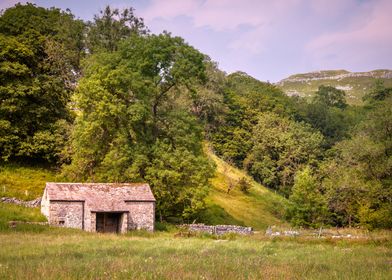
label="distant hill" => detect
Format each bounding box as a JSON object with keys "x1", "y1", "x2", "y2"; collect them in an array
[{"x1": 276, "y1": 69, "x2": 392, "y2": 104}]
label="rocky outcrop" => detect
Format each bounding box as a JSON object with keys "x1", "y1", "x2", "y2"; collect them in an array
[
  {"x1": 0, "y1": 197, "x2": 41, "y2": 208},
  {"x1": 277, "y1": 70, "x2": 392, "y2": 86}
]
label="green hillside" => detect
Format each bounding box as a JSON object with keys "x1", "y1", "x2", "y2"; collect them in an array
[
  {"x1": 200, "y1": 145, "x2": 287, "y2": 230},
  {"x1": 277, "y1": 69, "x2": 392, "y2": 104},
  {"x1": 0, "y1": 164, "x2": 59, "y2": 200}
]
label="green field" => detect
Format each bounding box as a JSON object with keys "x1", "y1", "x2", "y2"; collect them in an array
[{"x1": 0, "y1": 228, "x2": 391, "y2": 279}]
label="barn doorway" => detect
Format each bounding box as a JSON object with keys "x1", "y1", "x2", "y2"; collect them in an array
[{"x1": 96, "y1": 212, "x2": 122, "y2": 233}]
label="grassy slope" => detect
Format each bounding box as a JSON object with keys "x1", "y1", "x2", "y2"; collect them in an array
[
  {"x1": 277, "y1": 70, "x2": 392, "y2": 105},
  {"x1": 0, "y1": 164, "x2": 58, "y2": 228},
  {"x1": 200, "y1": 145, "x2": 287, "y2": 230},
  {"x1": 0, "y1": 164, "x2": 60, "y2": 200},
  {"x1": 0, "y1": 203, "x2": 46, "y2": 230}
]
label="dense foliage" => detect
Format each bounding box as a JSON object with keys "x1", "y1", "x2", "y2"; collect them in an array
[
  {"x1": 321, "y1": 94, "x2": 392, "y2": 228},
  {"x1": 286, "y1": 167, "x2": 327, "y2": 227},
  {"x1": 244, "y1": 112, "x2": 323, "y2": 195},
  {"x1": 294, "y1": 85, "x2": 357, "y2": 147},
  {"x1": 0, "y1": 3, "x2": 83, "y2": 162},
  {"x1": 208, "y1": 72, "x2": 391, "y2": 228},
  {"x1": 211, "y1": 72, "x2": 296, "y2": 165},
  {"x1": 85, "y1": 6, "x2": 148, "y2": 53}
]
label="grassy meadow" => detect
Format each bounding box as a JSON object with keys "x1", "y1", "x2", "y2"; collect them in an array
[
  {"x1": 0, "y1": 227, "x2": 391, "y2": 280},
  {"x1": 0, "y1": 203, "x2": 46, "y2": 230}
]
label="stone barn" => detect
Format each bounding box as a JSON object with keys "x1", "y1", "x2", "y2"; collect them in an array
[{"x1": 41, "y1": 183, "x2": 155, "y2": 233}]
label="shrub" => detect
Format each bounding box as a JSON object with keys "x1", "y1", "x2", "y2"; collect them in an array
[{"x1": 238, "y1": 177, "x2": 251, "y2": 194}]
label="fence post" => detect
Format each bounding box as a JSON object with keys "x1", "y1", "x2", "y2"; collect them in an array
[{"x1": 318, "y1": 227, "x2": 323, "y2": 238}]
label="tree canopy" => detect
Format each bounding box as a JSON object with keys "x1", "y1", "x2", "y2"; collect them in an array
[{"x1": 86, "y1": 6, "x2": 148, "y2": 53}]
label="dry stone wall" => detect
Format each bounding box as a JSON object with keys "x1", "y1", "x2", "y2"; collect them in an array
[
  {"x1": 185, "y1": 224, "x2": 253, "y2": 235},
  {"x1": 1, "y1": 197, "x2": 41, "y2": 207}
]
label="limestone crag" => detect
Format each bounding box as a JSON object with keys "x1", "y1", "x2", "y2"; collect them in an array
[{"x1": 277, "y1": 70, "x2": 392, "y2": 85}]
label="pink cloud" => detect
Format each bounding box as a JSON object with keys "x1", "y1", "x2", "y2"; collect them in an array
[
  {"x1": 142, "y1": 0, "x2": 200, "y2": 23},
  {"x1": 142, "y1": 0, "x2": 303, "y2": 54},
  {"x1": 143, "y1": 0, "x2": 301, "y2": 31},
  {"x1": 306, "y1": 0, "x2": 392, "y2": 68}
]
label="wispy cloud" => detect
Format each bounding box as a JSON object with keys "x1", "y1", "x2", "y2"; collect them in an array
[{"x1": 143, "y1": 0, "x2": 302, "y2": 54}]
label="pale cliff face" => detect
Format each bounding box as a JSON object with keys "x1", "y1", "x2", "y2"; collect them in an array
[
  {"x1": 277, "y1": 70, "x2": 392, "y2": 85},
  {"x1": 275, "y1": 69, "x2": 392, "y2": 105}
]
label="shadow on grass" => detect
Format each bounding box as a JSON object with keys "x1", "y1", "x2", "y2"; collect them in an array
[{"x1": 197, "y1": 203, "x2": 246, "y2": 226}]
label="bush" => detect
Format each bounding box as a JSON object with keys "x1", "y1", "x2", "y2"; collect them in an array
[{"x1": 238, "y1": 177, "x2": 251, "y2": 194}]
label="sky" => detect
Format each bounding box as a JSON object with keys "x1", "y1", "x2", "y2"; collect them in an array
[{"x1": 1, "y1": 0, "x2": 392, "y2": 82}]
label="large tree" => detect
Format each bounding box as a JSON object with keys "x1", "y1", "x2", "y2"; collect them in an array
[
  {"x1": 244, "y1": 112, "x2": 323, "y2": 195},
  {"x1": 287, "y1": 167, "x2": 328, "y2": 228},
  {"x1": 0, "y1": 3, "x2": 84, "y2": 162},
  {"x1": 64, "y1": 33, "x2": 214, "y2": 220}
]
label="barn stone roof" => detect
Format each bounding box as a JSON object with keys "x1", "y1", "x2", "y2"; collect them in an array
[{"x1": 44, "y1": 183, "x2": 155, "y2": 212}]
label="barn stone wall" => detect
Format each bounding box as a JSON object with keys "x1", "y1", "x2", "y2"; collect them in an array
[
  {"x1": 120, "y1": 213, "x2": 128, "y2": 233},
  {"x1": 40, "y1": 189, "x2": 49, "y2": 217},
  {"x1": 126, "y1": 202, "x2": 155, "y2": 231},
  {"x1": 46, "y1": 201, "x2": 155, "y2": 232},
  {"x1": 49, "y1": 201, "x2": 84, "y2": 229},
  {"x1": 90, "y1": 212, "x2": 96, "y2": 232}
]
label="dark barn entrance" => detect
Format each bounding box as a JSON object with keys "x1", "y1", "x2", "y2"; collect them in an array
[{"x1": 96, "y1": 212, "x2": 122, "y2": 233}]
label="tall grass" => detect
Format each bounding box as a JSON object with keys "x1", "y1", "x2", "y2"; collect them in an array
[{"x1": 0, "y1": 230, "x2": 390, "y2": 279}]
